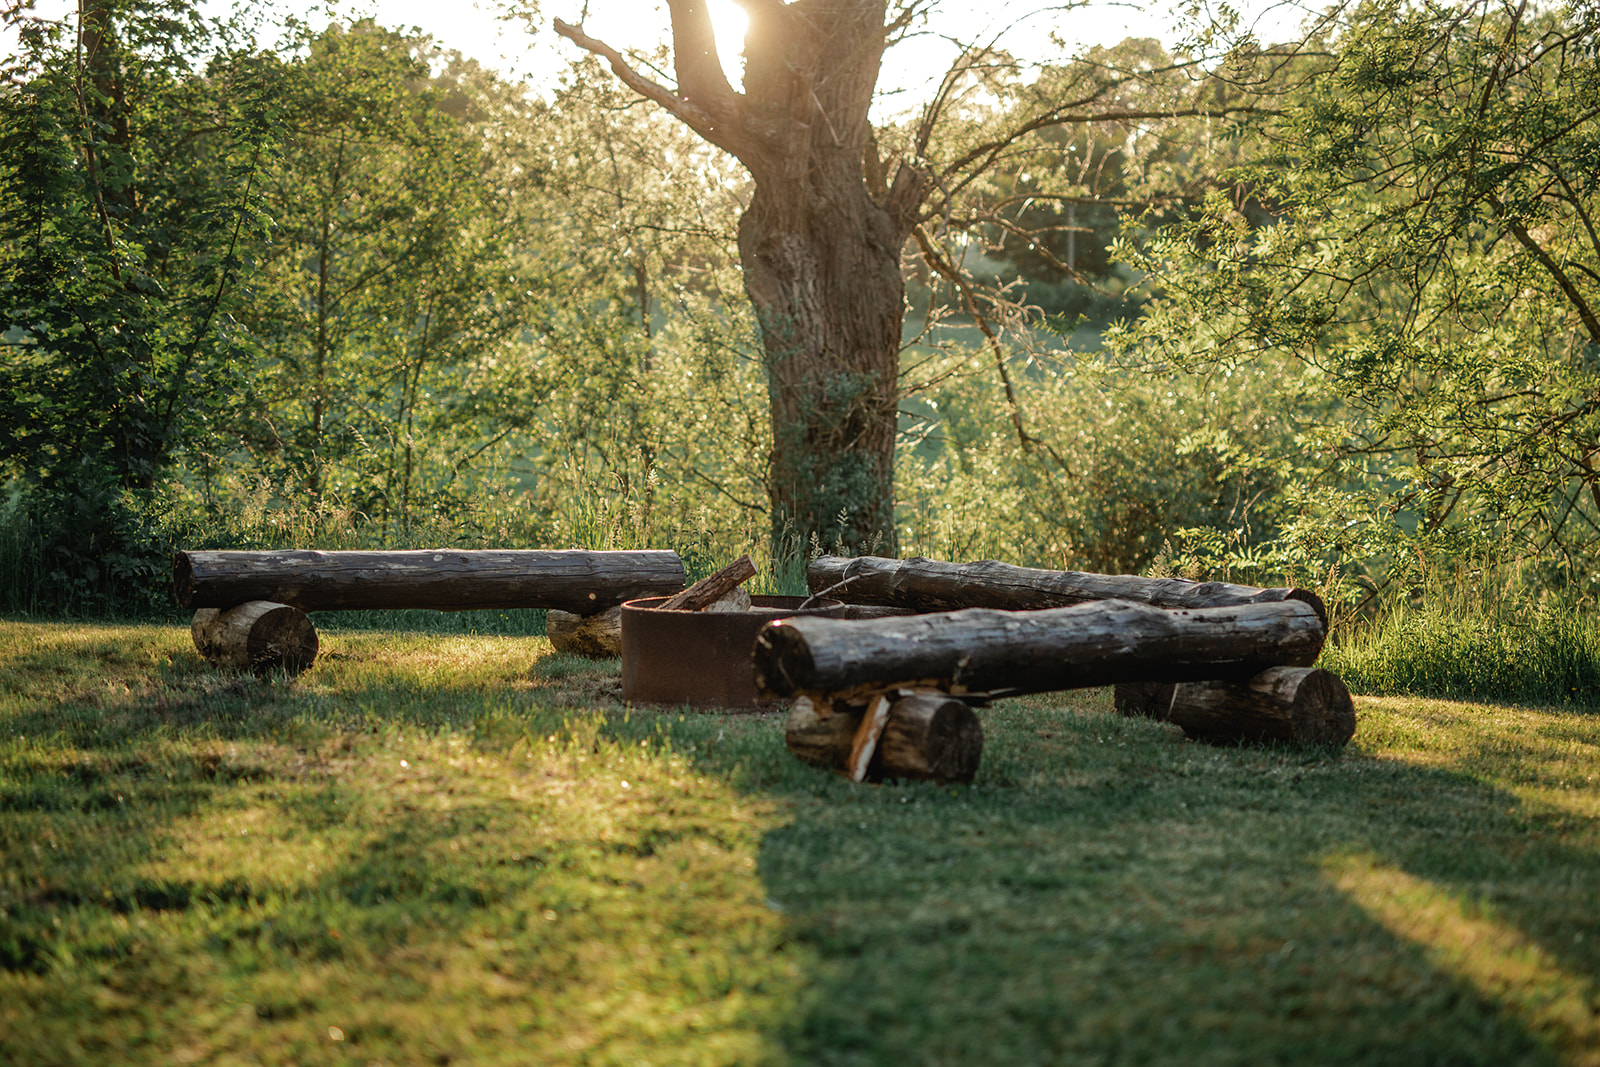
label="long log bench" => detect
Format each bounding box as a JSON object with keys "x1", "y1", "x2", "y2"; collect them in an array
[{"x1": 174, "y1": 548, "x2": 685, "y2": 672}]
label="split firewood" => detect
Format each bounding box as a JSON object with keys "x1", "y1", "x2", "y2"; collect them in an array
[
  {"x1": 654, "y1": 555, "x2": 757, "y2": 612},
  {"x1": 191, "y1": 601, "x2": 318, "y2": 673},
  {"x1": 704, "y1": 588, "x2": 753, "y2": 613},
  {"x1": 847, "y1": 693, "x2": 893, "y2": 782},
  {"x1": 785, "y1": 692, "x2": 985, "y2": 783},
  {"x1": 1114, "y1": 667, "x2": 1356, "y2": 748}
]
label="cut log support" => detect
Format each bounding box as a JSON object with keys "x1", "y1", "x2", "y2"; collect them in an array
[
  {"x1": 546, "y1": 605, "x2": 622, "y2": 659},
  {"x1": 785, "y1": 693, "x2": 984, "y2": 783},
  {"x1": 754, "y1": 598, "x2": 1326, "y2": 703},
  {"x1": 191, "y1": 601, "x2": 318, "y2": 673},
  {"x1": 1116, "y1": 681, "x2": 1174, "y2": 720},
  {"x1": 655, "y1": 555, "x2": 756, "y2": 612},
  {"x1": 173, "y1": 549, "x2": 685, "y2": 613},
  {"x1": 1114, "y1": 667, "x2": 1356, "y2": 748},
  {"x1": 808, "y1": 555, "x2": 1326, "y2": 628}
]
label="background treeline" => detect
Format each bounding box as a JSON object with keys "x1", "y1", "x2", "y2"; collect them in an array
[{"x1": 1, "y1": 0, "x2": 1597, "y2": 703}]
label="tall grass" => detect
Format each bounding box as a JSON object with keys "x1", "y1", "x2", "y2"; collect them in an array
[
  {"x1": 1323, "y1": 564, "x2": 1600, "y2": 708},
  {"x1": 0, "y1": 470, "x2": 815, "y2": 626}
]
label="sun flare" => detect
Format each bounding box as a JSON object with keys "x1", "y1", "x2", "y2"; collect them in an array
[{"x1": 708, "y1": 0, "x2": 750, "y2": 80}]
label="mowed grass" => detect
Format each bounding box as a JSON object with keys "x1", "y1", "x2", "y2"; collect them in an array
[{"x1": 0, "y1": 620, "x2": 1597, "y2": 1065}]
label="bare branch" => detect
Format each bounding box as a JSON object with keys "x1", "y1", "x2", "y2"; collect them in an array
[{"x1": 553, "y1": 18, "x2": 739, "y2": 154}]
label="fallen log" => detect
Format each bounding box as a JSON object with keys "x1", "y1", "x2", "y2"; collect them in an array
[
  {"x1": 1114, "y1": 667, "x2": 1356, "y2": 748},
  {"x1": 546, "y1": 605, "x2": 622, "y2": 659},
  {"x1": 785, "y1": 693, "x2": 984, "y2": 783},
  {"x1": 655, "y1": 555, "x2": 756, "y2": 612},
  {"x1": 173, "y1": 549, "x2": 684, "y2": 614},
  {"x1": 808, "y1": 555, "x2": 1326, "y2": 627},
  {"x1": 191, "y1": 601, "x2": 318, "y2": 673},
  {"x1": 753, "y1": 598, "x2": 1326, "y2": 703}
]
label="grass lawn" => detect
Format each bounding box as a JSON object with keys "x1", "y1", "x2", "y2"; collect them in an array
[{"x1": 1, "y1": 618, "x2": 1597, "y2": 1065}]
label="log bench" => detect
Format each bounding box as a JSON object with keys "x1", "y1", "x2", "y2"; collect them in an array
[
  {"x1": 173, "y1": 548, "x2": 685, "y2": 672},
  {"x1": 768, "y1": 556, "x2": 1356, "y2": 782}
]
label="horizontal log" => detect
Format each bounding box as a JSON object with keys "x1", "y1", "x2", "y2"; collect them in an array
[
  {"x1": 191, "y1": 601, "x2": 318, "y2": 673},
  {"x1": 808, "y1": 555, "x2": 1326, "y2": 628},
  {"x1": 827, "y1": 603, "x2": 917, "y2": 621},
  {"x1": 1115, "y1": 667, "x2": 1356, "y2": 748},
  {"x1": 173, "y1": 549, "x2": 685, "y2": 613},
  {"x1": 754, "y1": 598, "x2": 1326, "y2": 702},
  {"x1": 785, "y1": 693, "x2": 984, "y2": 783}
]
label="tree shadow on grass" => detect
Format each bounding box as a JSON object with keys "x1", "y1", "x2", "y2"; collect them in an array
[
  {"x1": 734, "y1": 697, "x2": 1600, "y2": 1066},
  {"x1": 6, "y1": 625, "x2": 1599, "y2": 1065},
  {"x1": 0, "y1": 629, "x2": 795, "y2": 1065}
]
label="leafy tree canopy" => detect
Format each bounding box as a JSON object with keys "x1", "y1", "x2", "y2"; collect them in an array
[{"x1": 1112, "y1": 0, "x2": 1600, "y2": 590}]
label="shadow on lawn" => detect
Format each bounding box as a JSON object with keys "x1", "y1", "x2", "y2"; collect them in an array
[
  {"x1": 3, "y1": 628, "x2": 1598, "y2": 1065},
  {"x1": 732, "y1": 698, "x2": 1600, "y2": 1066}
]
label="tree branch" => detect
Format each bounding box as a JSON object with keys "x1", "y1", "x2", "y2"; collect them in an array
[
  {"x1": 666, "y1": 0, "x2": 740, "y2": 118},
  {"x1": 1487, "y1": 192, "x2": 1600, "y2": 344},
  {"x1": 553, "y1": 18, "x2": 743, "y2": 155}
]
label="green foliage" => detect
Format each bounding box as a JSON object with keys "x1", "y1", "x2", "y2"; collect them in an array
[
  {"x1": 229, "y1": 20, "x2": 550, "y2": 528},
  {"x1": 1110, "y1": 0, "x2": 1600, "y2": 589},
  {"x1": 1324, "y1": 560, "x2": 1600, "y2": 707},
  {"x1": 895, "y1": 336, "x2": 1305, "y2": 575},
  {"x1": 0, "y1": 1, "x2": 279, "y2": 610},
  {"x1": 0, "y1": 4, "x2": 259, "y2": 492}
]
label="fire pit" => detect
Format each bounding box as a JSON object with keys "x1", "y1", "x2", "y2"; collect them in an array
[{"x1": 620, "y1": 594, "x2": 844, "y2": 709}]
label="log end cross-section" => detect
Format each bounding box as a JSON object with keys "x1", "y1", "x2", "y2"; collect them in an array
[
  {"x1": 785, "y1": 692, "x2": 984, "y2": 784},
  {"x1": 191, "y1": 601, "x2": 319, "y2": 674},
  {"x1": 1115, "y1": 667, "x2": 1356, "y2": 749}
]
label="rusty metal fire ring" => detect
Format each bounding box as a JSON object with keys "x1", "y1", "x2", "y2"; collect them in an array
[{"x1": 620, "y1": 594, "x2": 846, "y2": 709}]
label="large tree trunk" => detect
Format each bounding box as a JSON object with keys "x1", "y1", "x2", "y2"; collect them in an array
[
  {"x1": 554, "y1": 2, "x2": 924, "y2": 558},
  {"x1": 808, "y1": 555, "x2": 1327, "y2": 626},
  {"x1": 740, "y1": 176, "x2": 903, "y2": 556},
  {"x1": 735, "y1": 2, "x2": 906, "y2": 556},
  {"x1": 754, "y1": 598, "x2": 1327, "y2": 702},
  {"x1": 173, "y1": 549, "x2": 685, "y2": 613}
]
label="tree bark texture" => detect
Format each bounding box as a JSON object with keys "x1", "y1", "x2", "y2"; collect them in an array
[
  {"x1": 753, "y1": 598, "x2": 1327, "y2": 702},
  {"x1": 191, "y1": 601, "x2": 319, "y2": 673},
  {"x1": 808, "y1": 555, "x2": 1328, "y2": 628},
  {"x1": 1114, "y1": 668, "x2": 1356, "y2": 748},
  {"x1": 785, "y1": 693, "x2": 984, "y2": 783},
  {"x1": 555, "y1": 3, "x2": 927, "y2": 556},
  {"x1": 546, "y1": 606, "x2": 623, "y2": 659},
  {"x1": 736, "y1": 2, "x2": 911, "y2": 556},
  {"x1": 173, "y1": 549, "x2": 685, "y2": 613}
]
